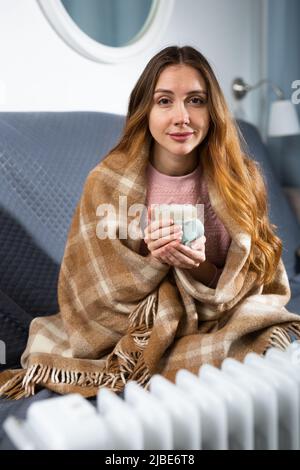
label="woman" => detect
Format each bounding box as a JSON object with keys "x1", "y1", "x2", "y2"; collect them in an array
[
  {"x1": 140, "y1": 54, "x2": 229, "y2": 288},
  {"x1": 1, "y1": 46, "x2": 299, "y2": 399}
]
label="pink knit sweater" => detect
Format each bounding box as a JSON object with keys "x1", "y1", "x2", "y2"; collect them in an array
[{"x1": 140, "y1": 161, "x2": 232, "y2": 288}]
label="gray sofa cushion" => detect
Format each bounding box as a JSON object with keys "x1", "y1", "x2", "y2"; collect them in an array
[
  {"x1": 0, "y1": 207, "x2": 59, "y2": 319},
  {"x1": 288, "y1": 275, "x2": 300, "y2": 313},
  {"x1": 0, "y1": 290, "x2": 31, "y2": 371},
  {"x1": 0, "y1": 112, "x2": 125, "y2": 265},
  {"x1": 0, "y1": 111, "x2": 125, "y2": 371},
  {"x1": 0, "y1": 207, "x2": 60, "y2": 371}
]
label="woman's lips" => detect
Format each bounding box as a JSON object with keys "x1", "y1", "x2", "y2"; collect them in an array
[{"x1": 168, "y1": 133, "x2": 194, "y2": 142}]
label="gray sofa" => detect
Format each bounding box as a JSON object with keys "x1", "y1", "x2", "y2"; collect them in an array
[{"x1": 0, "y1": 111, "x2": 299, "y2": 448}]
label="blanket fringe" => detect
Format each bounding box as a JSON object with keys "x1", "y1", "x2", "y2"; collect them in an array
[
  {"x1": 1, "y1": 319, "x2": 299, "y2": 400},
  {"x1": 128, "y1": 293, "x2": 157, "y2": 330},
  {"x1": 0, "y1": 370, "x2": 27, "y2": 400},
  {"x1": 0, "y1": 294, "x2": 157, "y2": 399},
  {"x1": 1, "y1": 322, "x2": 299, "y2": 399},
  {"x1": 101, "y1": 293, "x2": 157, "y2": 391},
  {"x1": 0, "y1": 363, "x2": 132, "y2": 398},
  {"x1": 264, "y1": 322, "x2": 300, "y2": 354}
]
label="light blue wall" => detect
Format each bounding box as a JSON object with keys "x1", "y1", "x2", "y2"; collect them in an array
[{"x1": 266, "y1": 0, "x2": 300, "y2": 187}]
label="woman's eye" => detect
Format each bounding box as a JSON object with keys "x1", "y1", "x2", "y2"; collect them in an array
[
  {"x1": 157, "y1": 98, "x2": 170, "y2": 105},
  {"x1": 156, "y1": 96, "x2": 206, "y2": 106},
  {"x1": 190, "y1": 97, "x2": 205, "y2": 105}
]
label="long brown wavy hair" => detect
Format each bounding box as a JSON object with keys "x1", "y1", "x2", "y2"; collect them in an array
[{"x1": 110, "y1": 45, "x2": 282, "y2": 285}]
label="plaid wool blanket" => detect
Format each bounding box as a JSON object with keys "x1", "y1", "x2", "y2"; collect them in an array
[{"x1": 1, "y1": 145, "x2": 300, "y2": 399}]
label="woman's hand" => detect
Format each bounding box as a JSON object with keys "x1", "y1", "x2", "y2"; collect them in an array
[
  {"x1": 162, "y1": 235, "x2": 206, "y2": 269},
  {"x1": 143, "y1": 207, "x2": 206, "y2": 268},
  {"x1": 143, "y1": 207, "x2": 182, "y2": 264}
]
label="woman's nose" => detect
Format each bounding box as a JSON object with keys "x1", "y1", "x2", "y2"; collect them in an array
[{"x1": 173, "y1": 103, "x2": 190, "y2": 125}]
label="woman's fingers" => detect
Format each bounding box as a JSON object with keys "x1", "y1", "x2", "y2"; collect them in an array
[
  {"x1": 146, "y1": 230, "x2": 183, "y2": 253},
  {"x1": 164, "y1": 250, "x2": 196, "y2": 268},
  {"x1": 146, "y1": 224, "x2": 182, "y2": 242},
  {"x1": 152, "y1": 239, "x2": 204, "y2": 268},
  {"x1": 151, "y1": 240, "x2": 206, "y2": 268},
  {"x1": 159, "y1": 238, "x2": 205, "y2": 268},
  {"x1": 151, "y1": 240, "x2": 181, "y2": 264},
  {"x1": 190, "y1": 235, "x2": 206, "y2": 250},
  {"x1": 144, "y1": 209, "x2": 206, "y2": 268},
  {"x1": 176, "y1": 242, "x2": 206, "y2": 262},
  {"x1": 146, "y1": 233, "x2": 206, "y2": 262},
  {"x1": 168, "y1": 245, "x2": 205, "y2": 267},
  {"x1": 144, "y1": 218, "x2": 179, "y2": 240},
  {"x1": 144, "y1": 209, "x2": 183, "y2": 253}
]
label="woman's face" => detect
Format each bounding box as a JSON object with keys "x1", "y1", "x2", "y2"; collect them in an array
[{"x1": 149, "y1": 64, "x2": 210, "y2": 161}]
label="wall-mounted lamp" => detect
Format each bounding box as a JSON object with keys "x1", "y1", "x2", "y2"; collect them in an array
[{"x1": 232, "y1": 78, "x2": 300, "y2": 137}]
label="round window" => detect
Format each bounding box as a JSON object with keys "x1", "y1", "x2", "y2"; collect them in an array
[{"x1": 37, "y1": 0, "x2": 174, "y2": 63}]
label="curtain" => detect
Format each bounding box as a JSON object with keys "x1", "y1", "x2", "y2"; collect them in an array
[
  {"x1": 267, "y1": 0, "x2": 300, "y2": 187},
  {"x1": 61, "y1": 0, "x2": 153, "y2": 47}
]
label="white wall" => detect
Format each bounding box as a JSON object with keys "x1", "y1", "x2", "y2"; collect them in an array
[{"x1": 0, "y1": 0, "x2": 265, "y2": 127}]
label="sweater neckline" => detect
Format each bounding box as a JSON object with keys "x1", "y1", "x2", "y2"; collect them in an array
[{"x1": 147, "y1": 160, "x2": 202, "y2": 184}]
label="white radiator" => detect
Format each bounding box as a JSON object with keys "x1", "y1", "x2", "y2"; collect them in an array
[{"x1": 4, "y1": 342, "x2": 300, "y2": 450}]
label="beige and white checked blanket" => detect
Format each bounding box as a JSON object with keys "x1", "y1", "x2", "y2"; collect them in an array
[{"x1": 1, "y1": 145, "x2": 300, "y2": 399}]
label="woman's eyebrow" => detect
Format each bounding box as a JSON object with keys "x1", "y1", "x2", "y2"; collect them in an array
[{"x1": 154, "y1": 88, "x2": 208, "y2": 96}]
